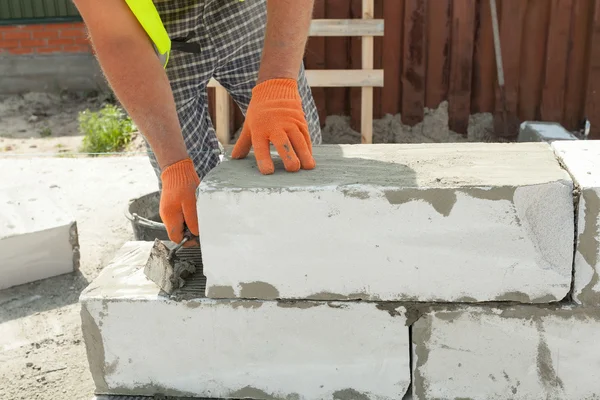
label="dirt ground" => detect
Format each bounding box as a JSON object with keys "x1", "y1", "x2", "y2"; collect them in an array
[{"x1": 0, "y1": 92, "x2": 495, "y2": 400}]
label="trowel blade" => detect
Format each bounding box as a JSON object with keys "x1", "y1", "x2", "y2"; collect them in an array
[{"x1": 144, "y1": 239, "x2": 183, "y2": 295}]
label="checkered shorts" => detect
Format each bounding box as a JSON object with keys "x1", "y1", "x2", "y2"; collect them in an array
[{"x1": 147, "y1": 0, "x2": 322, "y2": 182}]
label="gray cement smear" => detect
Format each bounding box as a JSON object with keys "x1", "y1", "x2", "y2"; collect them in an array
[
  {"x1": 535, "y1": 319, "x2": 565, "y2": 397},
  {"x1": 412, "y1": 316, "x2": 433, "y2": 400},
  {"x1": 203, "y1": 143, "x2": 567, "y2": 195},
  {"x1": 579, "y1": 189, "x2": 600, "y2": 304},
  {"x1": 239, "y1": 282, "x2": 280, "y2": 300},
  {"x1": 206, "y1": 285, "x2": 235, "y2": 299},
  {"x1": 332, "y1": 388, "x2": 372, "y2": 400},
  {"x1": 276, "y1": 301, "x2": 322, "y2": 309},
  {"x1": 228, "y1": 386, "x2": 300, "y2": 400},
  {"x1": 384, "y1": 187, "x2": 516, "y2": 218}
]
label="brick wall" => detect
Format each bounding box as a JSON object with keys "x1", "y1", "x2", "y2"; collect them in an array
[{"x1": 0, "y1": 22, "x2": 91, "y2": 55}]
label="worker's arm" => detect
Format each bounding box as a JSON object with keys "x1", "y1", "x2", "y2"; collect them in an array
[
  {"x1": 231, "y1": 0, "x2": 317, "y2": 174},
  {"x1": 257, "y1": 0, "x2": 315, "y2": 84},
  {"x1": 72, "y1": 0, "x2": 199, "y2": 245}
]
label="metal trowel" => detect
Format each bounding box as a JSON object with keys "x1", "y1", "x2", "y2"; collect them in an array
[{"x1": 144, "y1": 228, "x2": 198, "y2": 294}]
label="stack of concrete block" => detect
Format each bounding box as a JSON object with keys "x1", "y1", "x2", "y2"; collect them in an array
[
  {"x1": 1, "y1": 185, "x2": 79, "y2": 290},
  {"x1": 81, "y1": 142, "x2": 600, "y2": 400}
]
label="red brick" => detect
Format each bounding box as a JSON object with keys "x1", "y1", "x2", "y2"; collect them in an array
[
  {"x1": 48, "y1": 38, "x2": 74, "y2": 46},
  {"x1": 60, "y1": 29, "x2": 86, "y2": 38},
  {"x1": 20, "y1": 39, "x2": 46, "y2": 48},
  {"x1": 3, "y1": 31, "x2": 31, "y2": 40},
  {"x1": 36, "y1": 46, "x2": 63, "y2": 54},
  {"x1": 25, "y1": 25, "x2": 46, "y2": 30},
  {"x1": 0, "y1": 26, "x2": 18, "y2": 32},
  {"x1": 45, "y1": 23, "x2": 76, "y2": 30},
  {"x1": 0, "y1": 40, "x2": 19, "y2": 49},
  {"x1": 62, "y1": 45, "x2": 90, "y2": 53},
  {"x1": 9, "y1": 47, "x2": 34, "y2": 55},
  {"x1": 33, "y1": 31, "x2": 59, "y2": 39}
]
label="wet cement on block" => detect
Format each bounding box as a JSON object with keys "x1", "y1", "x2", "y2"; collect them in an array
[
  {"x1": 202, "y1": 143, "x2": 570, "y2": 191},
  {"x1": 167, "y1": 247, "x2": 207, "y2": 301}
]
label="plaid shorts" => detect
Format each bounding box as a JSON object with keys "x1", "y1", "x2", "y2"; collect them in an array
[{"x1": 148, "y1": 0, "x2": 322, "y2": 182}]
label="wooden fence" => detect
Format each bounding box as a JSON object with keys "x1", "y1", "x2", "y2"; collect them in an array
[{"x1": 210, "y1": 0, "x2": 600, "y2": 140}]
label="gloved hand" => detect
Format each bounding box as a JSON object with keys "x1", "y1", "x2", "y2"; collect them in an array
[
  {"x1": 231, "y1": 78, "x2": 316, "y2": 174},
  {"x1": 159, "y1": 158, "x2": 200, "y2": 246}
]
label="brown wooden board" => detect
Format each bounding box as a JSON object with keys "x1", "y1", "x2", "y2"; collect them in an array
[
  {"x1": 374, "y1": 0, "x2": 384, "y2": 119},
  {"x1": 350, "y1": 0, "x2": 362, "y2": 131},
  {"x1": 563, "y1": 0, "x2": 593, "y2": 131},
  {"x1": 448, "y1": 0, "x2": 476, "y2": 134},
  {"x1": 401, "y1": 0, "x2": 427, "y2": 126},
  {"x1": 425, "y1": 0, "x2": 451, "y2": 110},
  {"x1": 585, "y1": 0, "x2": 600, "y2": 139},
  {"x1": 518, "y1": 0, "x2": 551, "y2": 121},
  {"x1": 471, "y1": 0, "x2": 496, "y2": 114},
  {"x1": 382, "y1": 0, "x2": 405, "y2": 116},
  {"x1": 305, "y1": 0, "x2": 327, "y2": 126},
  {"x1": 493, "y1": 0, "x2": 527, "y2": 137},
  {"x1": 540, "y1": 0, "x2": 573, "y2": 124},
  {"x1": 325, "y1": 0, "x2": 351, "y2": 117}
]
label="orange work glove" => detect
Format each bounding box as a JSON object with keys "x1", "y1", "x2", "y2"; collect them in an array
[
  {"x1": 159, "y1": 158, "x2": 200, "y2": 245},
  {"x1": 231, "y1": 78, "x2": 316, "y2": 174}
]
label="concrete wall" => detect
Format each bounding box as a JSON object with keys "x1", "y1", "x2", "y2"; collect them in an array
[{"x1": 80, "y1": 141, "x2": 600, "y2": 399}]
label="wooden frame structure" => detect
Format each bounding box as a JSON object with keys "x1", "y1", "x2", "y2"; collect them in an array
[{"x1": 208, "y1": 0, "x2": 383, "y2": 145}]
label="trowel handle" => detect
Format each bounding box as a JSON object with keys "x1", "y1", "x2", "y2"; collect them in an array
[{"x1": 168, "y1": 224, "x2": 199, "y2": 260}]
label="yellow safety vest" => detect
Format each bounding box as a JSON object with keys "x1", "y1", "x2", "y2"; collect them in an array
[{"x1": 125, "y1": 0, "x2": 244, "y2": 68}]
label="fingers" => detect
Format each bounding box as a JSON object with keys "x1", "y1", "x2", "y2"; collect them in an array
[
  {"x1": 231, "y1": 125, "x2": 252, "y2": 159},
  {"x1": 182, "y1": 197, "x2": 199, "y2": 237},
  {"x1": 160, "y1": 203, "x2": 185, "y2": 244},
  {"x1": 271, "y1": 131, "x2": 301, "y2": 172},
  {"x1": 252, "y1": 130, "x2": 275, "y2": 174},
  {"x1": 287, "y1": 127, "x2": 315, "y2": 170}
]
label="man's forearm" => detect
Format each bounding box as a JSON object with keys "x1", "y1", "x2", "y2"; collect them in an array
[
  {"x1": 257, "y1": 0, "x2": 315, "y2": 83},
  {"x1": 74, "y1": 0, "x2": 188, "y2": 170}
]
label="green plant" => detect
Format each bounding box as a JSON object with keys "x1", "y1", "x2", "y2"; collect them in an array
[
  {"x1": 79, "y1": 104, "x2": 136, "y2": 153},
  {"x1": 40, "y1": 126, "x2": 52, "y2": 138}
]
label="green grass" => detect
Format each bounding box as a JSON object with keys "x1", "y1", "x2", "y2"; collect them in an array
[{"x1": 78, "y1": 104, "x2": 136, "y2": 154}]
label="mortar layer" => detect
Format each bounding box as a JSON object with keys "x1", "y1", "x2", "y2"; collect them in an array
[{"x1": 203, "y1": 143, "x2": 570, "y2": 190}]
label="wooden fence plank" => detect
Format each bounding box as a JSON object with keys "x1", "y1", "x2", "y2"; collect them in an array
[
  {"x1": 471, "y1": 0, "x2": 496, "y2": 113},
  {"x1": 351, "y1": 0, "x2": 363, "y2": 131},
  {"x1": 305, "y1": 0, "x2": 327, "y2": 125},
  {"x1": 493, "y1": 0, "x2": 527, "y2": 137},
  {"x1": 309, "y1": 19, "x2": 384, "y2": 36},
  {"x1": 585, "y1": 0, "x2": 600, "y2": 139},
  {"x1": 540, "y1": 0, "x2": 573, "y2": 123},
  {"x1": 361, "y1": 0, "x2": 375, "y2": 143},
  {"x1": 401, "y1": 0, "x2": 427, "y2": 126},
  {"x1": 425, "y1": 0, "x2": 451, "y2": 110},
  {"x1": 448, "y1": 0, "x2": 476, "y2": 134},
  {"x1": 373, "y1": 0, "x2": 384, "y2": 119},
  {"x1": 563, "y1": 0, "x2": 594, "y2": 131},
  {"x1": 518, "y1": 0, "x2": 551, "y2": 121},
  {"x1": 325, "y1": 0, "x2": 351, "y2": 116},
  {"x1": 382, "y1": 0, "x2": 404, "y2": 115}
]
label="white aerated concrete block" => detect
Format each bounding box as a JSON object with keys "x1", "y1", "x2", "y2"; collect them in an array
[
  {"x1": 553, "y1": 141, "x2": 600, "y2": 306},
  {"x1": 199, "y1": 143, "x2": 574, "y2": 303},
  {"x1": 80, "y1": 242, "x2": 410, "y2": 399},
  {"x1": 518, "y1": 121, "x2": 579, "y2": 142},
  {"x1": 0, "y1": 185, "x2": 78, "y2": 290},
  {"x1": 412, "y1": 306, "x2": 600, "y2": 400}
]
